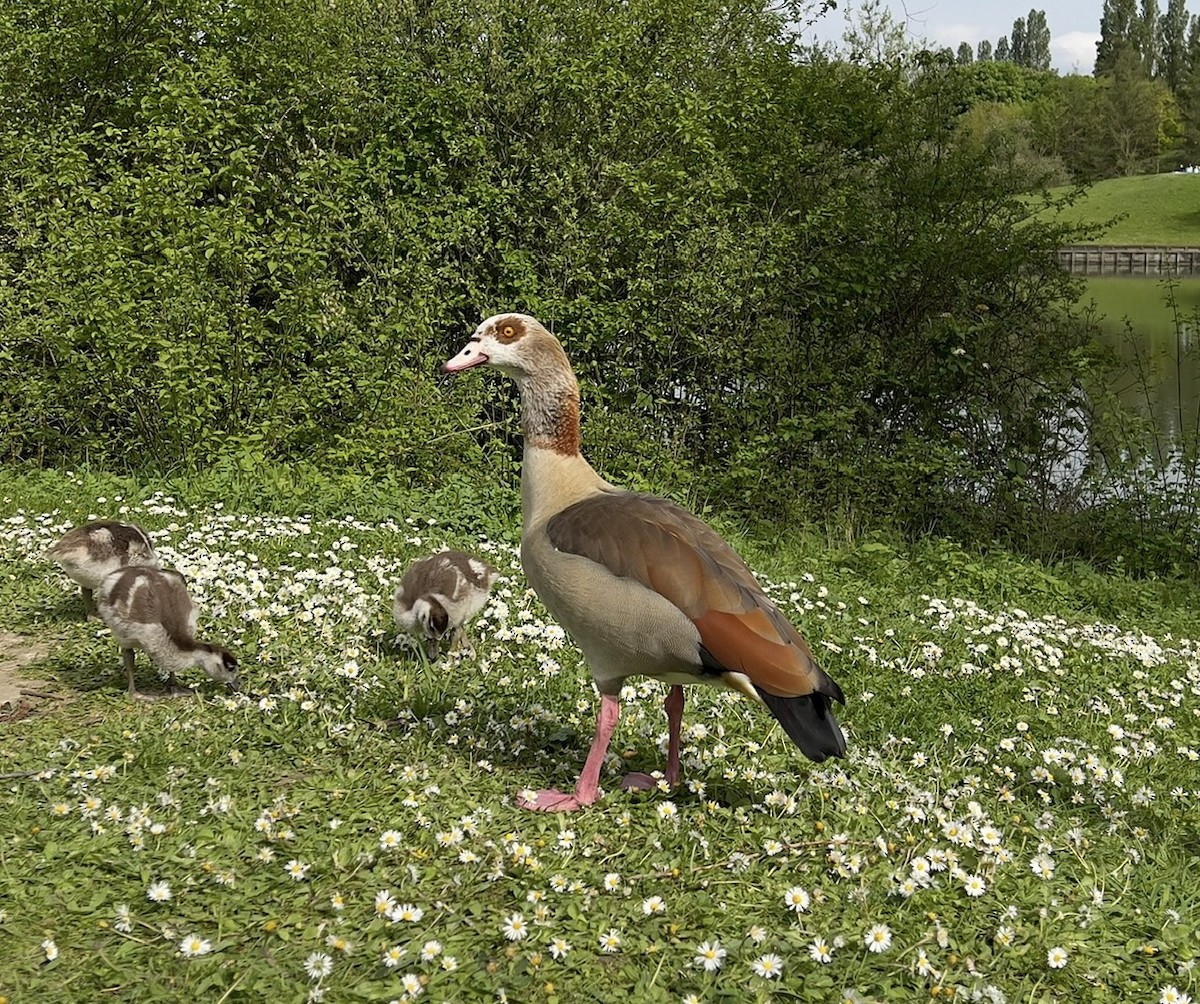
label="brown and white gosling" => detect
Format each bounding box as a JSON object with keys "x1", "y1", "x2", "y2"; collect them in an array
[
  {"x1": 45, "y1": 520, "x2": 159, "y2": 617},
  {"x1": 393, "y1": 550, "x2": 500, "y2": 659},
  {"x1": 97, "y1": 566, "x2": 240, "y2": 698}
]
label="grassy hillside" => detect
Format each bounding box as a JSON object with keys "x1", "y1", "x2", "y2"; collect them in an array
[{"x1": 1043, "y1": 172, "x2": 1200, "y2": 245}]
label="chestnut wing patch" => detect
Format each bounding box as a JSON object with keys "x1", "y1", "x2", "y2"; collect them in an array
[{"x1": 545, "y1": 493, "x2": 842, "y2": 703}]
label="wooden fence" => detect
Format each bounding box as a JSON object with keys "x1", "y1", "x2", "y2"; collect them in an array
[{"x1": 1056, "y1": 246, "x2": 1200, "y2": 277}]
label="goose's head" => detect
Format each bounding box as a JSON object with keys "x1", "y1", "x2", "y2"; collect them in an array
[{"x1": 443, "y1": 314, "x2": 571, "y2": 381}]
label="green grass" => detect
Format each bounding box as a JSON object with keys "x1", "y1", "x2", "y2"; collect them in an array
[
  {"x1": 1042, "y1": 173, "x2": 1200, "y2": 246},
  {"x1": 1, "y1": 469, "x2": 1199, "y2": 1003}
]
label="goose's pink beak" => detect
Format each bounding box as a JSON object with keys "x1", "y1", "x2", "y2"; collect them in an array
[{"x1": 443, "y1": 341, "x2": 489, "y2": 373}]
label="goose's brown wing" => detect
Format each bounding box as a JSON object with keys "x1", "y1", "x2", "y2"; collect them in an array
[{"x1": 545, "y1": 492, "x2": 843, "y2": 704}]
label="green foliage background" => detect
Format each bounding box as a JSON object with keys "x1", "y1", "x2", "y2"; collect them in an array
[{"x1": 1, "y1": 0, "x2": 1098, "y2": 545}]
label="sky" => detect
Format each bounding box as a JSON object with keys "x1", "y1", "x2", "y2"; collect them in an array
[{"x1": 801, "y1": 0, "x2": 1104, "y2": 74}]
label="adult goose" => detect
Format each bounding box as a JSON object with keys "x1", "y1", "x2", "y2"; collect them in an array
[
  {"x1": 444, "y1": 313, "x2": 846, "y2": 811},
  {"x1": 97, "y1": 566, "x2": 240, "y2": 698},
  {"x1": 46, "y1": 520, "x2": 159, "y2": 617}
]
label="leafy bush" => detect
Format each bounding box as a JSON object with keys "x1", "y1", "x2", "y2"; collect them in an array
[{"x1": 0, "y1": 0, "x2": 1099, "y2": 552}]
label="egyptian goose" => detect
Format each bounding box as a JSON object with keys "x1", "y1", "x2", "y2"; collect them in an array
[
  {"x1": 444, "y1": 313, "x2": 846, "y2": 812},
  {"x1": 393, "y1": 550, "x2": 500, "y2": 659},
  {"x1": 96, "y1": 566, "x2": 240, "y2": 698},
  {"x1": 45, "y1": 520, "x2": 159, "y2": 617}
]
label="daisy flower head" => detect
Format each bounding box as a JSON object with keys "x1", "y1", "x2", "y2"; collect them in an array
[
  {"x1": 390, "y1": 903, "x2": 424, "y2": 924},
  {"x1": 502, "y1": 913, "x2": 529, "y2": 941},
  {"x1": 603, "y1": 872, "x2": 621, "y2": 891},
  {"x1": 657, "y1": 801, "x2": 678, "y2": 821},
  {"x1": 864, "y1": 923, "x2": 893, "y2": 954},
  {"x1": 379, "y1": 829, "x2": 403, "y2": 851},
  {"x1": 285, "y1": 859, "x2": 311, "y2": 881},
  {"x1": 420, "y1": 940, "x2": 443, "y2": 961},
  {"x1": 809, "y1": 937, "x2": 833, "y2": 963},
  {"x1": 1161, "y1": 987, "x2": 1194, "y2": 1004},
  {"x1": 694, "y1": 940, "x2": 727, "y2": 972},
  {"x1": 146, "y1": 880, "x2": 172, "y2": 902},
  {"x1": 751, "y1": 953, "x2": 784, "y2": 979},
  {"x1": 114, "y1": 904, "x2": 133, "y2": 933},
  {"x1": 962, "y1": 874, "x2": 987, "y2": 897},
  {"x1": 179, "y1": 934, "x2": 213, "y2": 957},
  {"x1": 41, "y1": 938, "x2": 58, "y2": 962},
  {"x1": 1030, "y1": 853, "x2": 1056, "y2": 879},
  {"x1": 548, "y1": 937, "x2": 571, "y2": 959},
  {"x1": 598, "y1": 929, "x2": 622, "y2": 953},
  {"x1": 642, "y1": 895, "x2": 666, "y2": 916},
  {"x1": 382, "y1": 945, "x2": 406, "y2": 969},
  {"x1": 1047, "y1": 946, "x2": 1069, "y2": 969},
  {"x1": 375, "y1": 890, "x2": 397, "y2": 916},
  {"x1": 304, "y1": 951, "x2": 333, "y2": 980},
  {"x1": 399, "y1": 972, "x2": 424, "y2": 999},
  {"x1": 784, "y1": 886, "x2": 811, "y2": 913}
]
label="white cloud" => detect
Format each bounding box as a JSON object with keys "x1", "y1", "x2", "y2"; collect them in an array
[{"x1": 1052, "y1": 30, "x2": 1100, "y2": 73}]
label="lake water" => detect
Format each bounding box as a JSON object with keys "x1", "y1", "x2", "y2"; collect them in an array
[{"x1": 1083, "y1": 278, "x2": 1200, "y2": 454}]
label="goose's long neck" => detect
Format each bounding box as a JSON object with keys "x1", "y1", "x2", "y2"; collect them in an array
[{"x1": 517, "y1": 366, "x2": 609, "y2": 529}]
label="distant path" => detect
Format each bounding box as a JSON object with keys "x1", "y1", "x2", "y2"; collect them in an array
[{"x1": 1057, "y1": 246, "x2": 1200, "y2": 277}]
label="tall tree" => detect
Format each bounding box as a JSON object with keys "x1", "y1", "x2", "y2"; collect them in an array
[
  {"x1": 996, "y1": 35, "x2": 1011, "y2": 61},
  {"x1": 1104, "y1": 45, "x2": 1177, "y2": 171},
  {"x1": 1096, "y1": 0, "x2": 1140, "y2": 74},
  {"x1": 1010, "y1": 16, "x2": 1028, "y2": 65},
  {"x1": 957, "y1": 41, "x2": 974, "y2": 64},
  {"x1": 977, "y1": 38, "x2": 993, "y2": 61},
  {"x1": 1025, "y1": 9, "x2": 1052, "y2": 71},
  {"x1": 1138, "y1": 0, "x2": 1162, "y2": 74},
  {"x1": 1180, "y1": 15, "x2": 1200, "y2": 157},
  {"x1": 1158, "y1": 0, "x2": 1189, "y2": 91}
]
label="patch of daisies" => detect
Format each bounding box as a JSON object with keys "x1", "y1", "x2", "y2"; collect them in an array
[{"x1": 0, "y1": 489, "x2": 1198, "y2": 1001}]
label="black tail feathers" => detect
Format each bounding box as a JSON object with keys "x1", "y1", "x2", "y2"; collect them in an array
[{"x1": 756, "y1": 688, "x2": 847, "y2": 763}]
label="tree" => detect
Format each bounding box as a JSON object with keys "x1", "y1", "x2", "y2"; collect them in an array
[
  {"x1": 1096, "y1": 0, "x2": 1140, "y2": 74},
  {"x1": 1025, "y1": 10, "x2": 1052, "y2": 71},
  {"x1": 957, "y1": 41, "x2": 974, "y2": 65},
  {"x1": 1029, "y1": 74, "x2": 1111, "y2": 179},
  {"x1": 1010, "y1": 16, "x2": 1028, "y2": 66},
  {"x1": 1137, "y1": 0, "x2": 1162, "y2": 74},
  {"x1": 840, "y1": 0, "x2": 910, "y2": 64},
  {"x1": 977, "y1": 39, "x2": 993, "y2": 61},
  {"x1": 1104, "y1": 45, "x2": 1178, "y2": 171},
  {"x1": 1158, "y1": 0, "x2": 1189, "y2": 92},
  {"x1": 1178, "y1": 15, "x2": 1200, "y2": 157},
  {"x1": 996, "y1": 35, "x2": 1011, "y2": 61}
]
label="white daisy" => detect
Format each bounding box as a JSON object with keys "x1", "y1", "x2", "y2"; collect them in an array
[
  {"x1": 751, "y1": 953, "x2": 783, "y2": 979},
  {"x1": 178, "y1": 934, "x2": 212, "y2": 958},
  {"x1": 865, "y1": 924, "x2": 893, "y2": 954}
]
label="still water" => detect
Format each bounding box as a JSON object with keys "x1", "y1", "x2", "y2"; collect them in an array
[{"x1": 1083, "y1": 278, "x2": 1200, "y2": 451}]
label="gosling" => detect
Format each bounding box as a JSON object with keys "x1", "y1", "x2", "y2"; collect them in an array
[
  {"x1": 393, "y1": 550, "x2": 499, "y2": 659},
  {"x1": 97, "y1": 566, "x2": 240, "y2": 698},
  {"x1": 46, "y1": 520, "x2": 159, "y2": 617}
]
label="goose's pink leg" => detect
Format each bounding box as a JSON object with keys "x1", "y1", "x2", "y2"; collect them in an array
[
  {"x1": 621, "y1": 685, "x2": 685, "y2": 791},
  {"x1": 518, "y1": 694, "x2": 620, "y2": 812}
]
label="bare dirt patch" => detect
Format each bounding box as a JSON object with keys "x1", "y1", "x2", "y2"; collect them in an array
[{"x1": 0, "y1": 629, "x2": 58, "y2": 722}]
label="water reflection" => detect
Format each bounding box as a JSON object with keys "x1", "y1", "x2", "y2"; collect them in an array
[{"x1": 1085, "y1": 278, "x2": 1200, "y2": 459}]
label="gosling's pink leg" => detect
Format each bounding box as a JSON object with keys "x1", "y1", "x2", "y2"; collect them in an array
[
  {"x1": 518, "y1": 693, "x2": 620, "y2": 812},
  {"x1": 621, "y1": 685, "x2": 685, "y2": 790}
]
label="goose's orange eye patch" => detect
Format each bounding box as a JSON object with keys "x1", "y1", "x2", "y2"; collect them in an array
[{"x1": 495, "y1": 318, "x2": 525, "y2": 343}]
